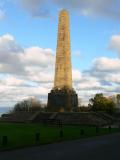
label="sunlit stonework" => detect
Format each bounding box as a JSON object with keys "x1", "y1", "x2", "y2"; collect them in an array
[
  {"x1": 47, "y1": 10, "x2": 78, "y2": 112},
  {"x1": 54, "y1": 10, "x2": 72, "y2": 90}
]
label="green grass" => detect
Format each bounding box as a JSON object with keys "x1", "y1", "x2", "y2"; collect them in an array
[{"x1": 0, "y1": 122, "x2": 120, "y2": 150}]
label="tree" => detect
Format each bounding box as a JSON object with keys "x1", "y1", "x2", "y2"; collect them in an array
[
  {"x1": 14, "y1": 100, "x2": 29, "y2": 112},
  {"x1": 13, "y1": 97, "x2": 46, "y2": 112},
  {"x1": 116, "y1": 94, "x2": 120, "y2": 108},
  {"x1": 89, "y1": 93, "x2": 115, "y2": 113},
  {"x1": 78, "y1": 98, "x2": 82, "y2": 107}
]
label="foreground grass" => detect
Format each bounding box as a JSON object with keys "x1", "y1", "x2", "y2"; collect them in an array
[{"x1": 0, "y1": 122, "x2": 120, "y2": 150}]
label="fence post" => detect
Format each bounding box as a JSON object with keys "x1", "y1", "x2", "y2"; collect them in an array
[
  {"x1": 96, "y1": 126, "x2": 99, "y2": 134},
  {"x1": 35, "y1": 133, "x2": 40, "y2": 144},
  {"x1": 59, "y1": 129, "x2": 63, "y2": 140},
  {"x1": 2, "y1": 136, "x2": 8, "y2": 147},
  {"x1": 108, "y1": 126, "x2": 111, "y2": 133},
  {"x1": 80, "y1": 129, "x2": 84, "y2": 136}
]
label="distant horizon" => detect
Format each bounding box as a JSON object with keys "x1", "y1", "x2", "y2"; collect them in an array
[{"x1": 0, "y1": 107, "x2": 12, "y2": 116}]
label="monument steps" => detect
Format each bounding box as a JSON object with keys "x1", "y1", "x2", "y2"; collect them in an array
[{"x1": 0, "y1": 112, "x2": 116, "y2": 126}]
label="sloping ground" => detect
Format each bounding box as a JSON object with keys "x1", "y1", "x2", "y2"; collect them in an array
[
  {"x1": 94, "y1": 112, "x2": 115, "y2": 125},
  {"x1": 111, "y1": 113, "x2": 120, "y2": 125},
  {"x1": 54, "y1": 112, "x2": 108, "y2": 126},
  {"x1": 0, "y1": 112, "x2": 37, "y2": 122},
  {"x1": 32, "y1": 112, "x2": 114, "y2": 126},
  {"x1": 31, "y1": 112, "x2": 54, "y2": 123},
  {"x1": 0, "y1": 111, "x2": 115, "y2": 126}
]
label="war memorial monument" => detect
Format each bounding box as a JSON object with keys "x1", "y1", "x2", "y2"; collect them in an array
[
  {"x1": 0, "y1": 10, "x2": 116, "y2": 127},
  {"x1": 47, "y1": 10, "x2": 78, "y2": 112}
]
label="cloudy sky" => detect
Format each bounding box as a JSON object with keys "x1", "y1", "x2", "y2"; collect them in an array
[{"x1": 0, "y1": 0, "x2": 120, "y2": 107}]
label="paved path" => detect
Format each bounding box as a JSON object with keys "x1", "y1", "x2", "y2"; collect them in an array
[{"x1": 1, "y1": 133, "x2": 120, "y2": 160}]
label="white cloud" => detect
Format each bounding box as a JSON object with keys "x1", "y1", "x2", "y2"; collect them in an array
[
  {"x1": 72, "y1": 69, "x2": 82, "y2": 82},
  {"x1": 0, "y1": 34, "x2": 22, "y2": 53},
  {"x1": 0, "y1": 34, "x2": 55, "y2": 75},
  {"x1": 19, "y1": 0, "x2": 120, "y2": 20},
  {"x1": 0, "y1": 34, "x2": 24, "y2": 74},
  {"x1": 87, "y1": 57, "x2": 120, "y2": 86},
  {"x1": 0, "y1": 76, "x2": 25, "y2": 86},
  {"x1": 104, "y1": 74, "x2": 120, "y2": 84},
  {"x1": 75, "y1": 77, "x2": 101, "y2": 90},
  {"x1": 0, "y1": 33, "x2": 120, "y2": 107},
  {"x1": 0, "y1": 34, "x2": 55, "y2": 106},
  {"x1": 109, "y1": 35, "x2": 120, "y2": 54},
  {"x1": 21, "y1": 47, "x2": 55, "y2": 67},
  {"x1": 20, "y1": 0, "x2": 50, "y2": 18},
  {"x1": 93, "y1": 57, "x2": 120, "y2": 72}
]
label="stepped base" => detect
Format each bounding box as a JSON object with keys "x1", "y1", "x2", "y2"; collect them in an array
[{"x1": 47, "y1": 89, "x2": 78, "y2": 112}]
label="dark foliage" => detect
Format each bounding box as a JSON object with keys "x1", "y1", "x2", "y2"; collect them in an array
[
  {"x1": 89, "y1": 93, "x2": 115, "y2": 113},
  {"x1": 12, "y1": 98, "x2": 47, "y2": 112}
]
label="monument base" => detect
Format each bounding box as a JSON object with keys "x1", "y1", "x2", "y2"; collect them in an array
[{"x1": 47, "y1": 89, "x2": 78, "y2": 112}]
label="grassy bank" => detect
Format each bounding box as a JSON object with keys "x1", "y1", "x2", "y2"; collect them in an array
[{"x1": 0, "y1": 123, "x2": 119, "y2": 150}]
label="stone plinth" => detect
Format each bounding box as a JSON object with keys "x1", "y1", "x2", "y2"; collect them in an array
[{"x1": 47, "y1": 89, "x2": 78, "y2": 112}]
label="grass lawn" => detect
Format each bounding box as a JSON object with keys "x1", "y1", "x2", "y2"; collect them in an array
[{"x1": 0, "y1": 122, "x2": 120, "y2": 150}]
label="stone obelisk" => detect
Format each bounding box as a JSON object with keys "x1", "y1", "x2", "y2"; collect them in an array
[
  {"x1": 47, "y1": 10, "x2": 78, "y2": 112},
  {"x1": 54, "y1": 9, "x2": 72, "y2": 90}
]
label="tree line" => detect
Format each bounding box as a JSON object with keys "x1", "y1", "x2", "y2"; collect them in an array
[{"x1": 12, "y1": 93, "x2": 120, "y2": 113}]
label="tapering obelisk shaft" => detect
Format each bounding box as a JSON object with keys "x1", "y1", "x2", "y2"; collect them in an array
[{"x1": 54, "y1": 10, "x2": 72, "y2": 90}]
